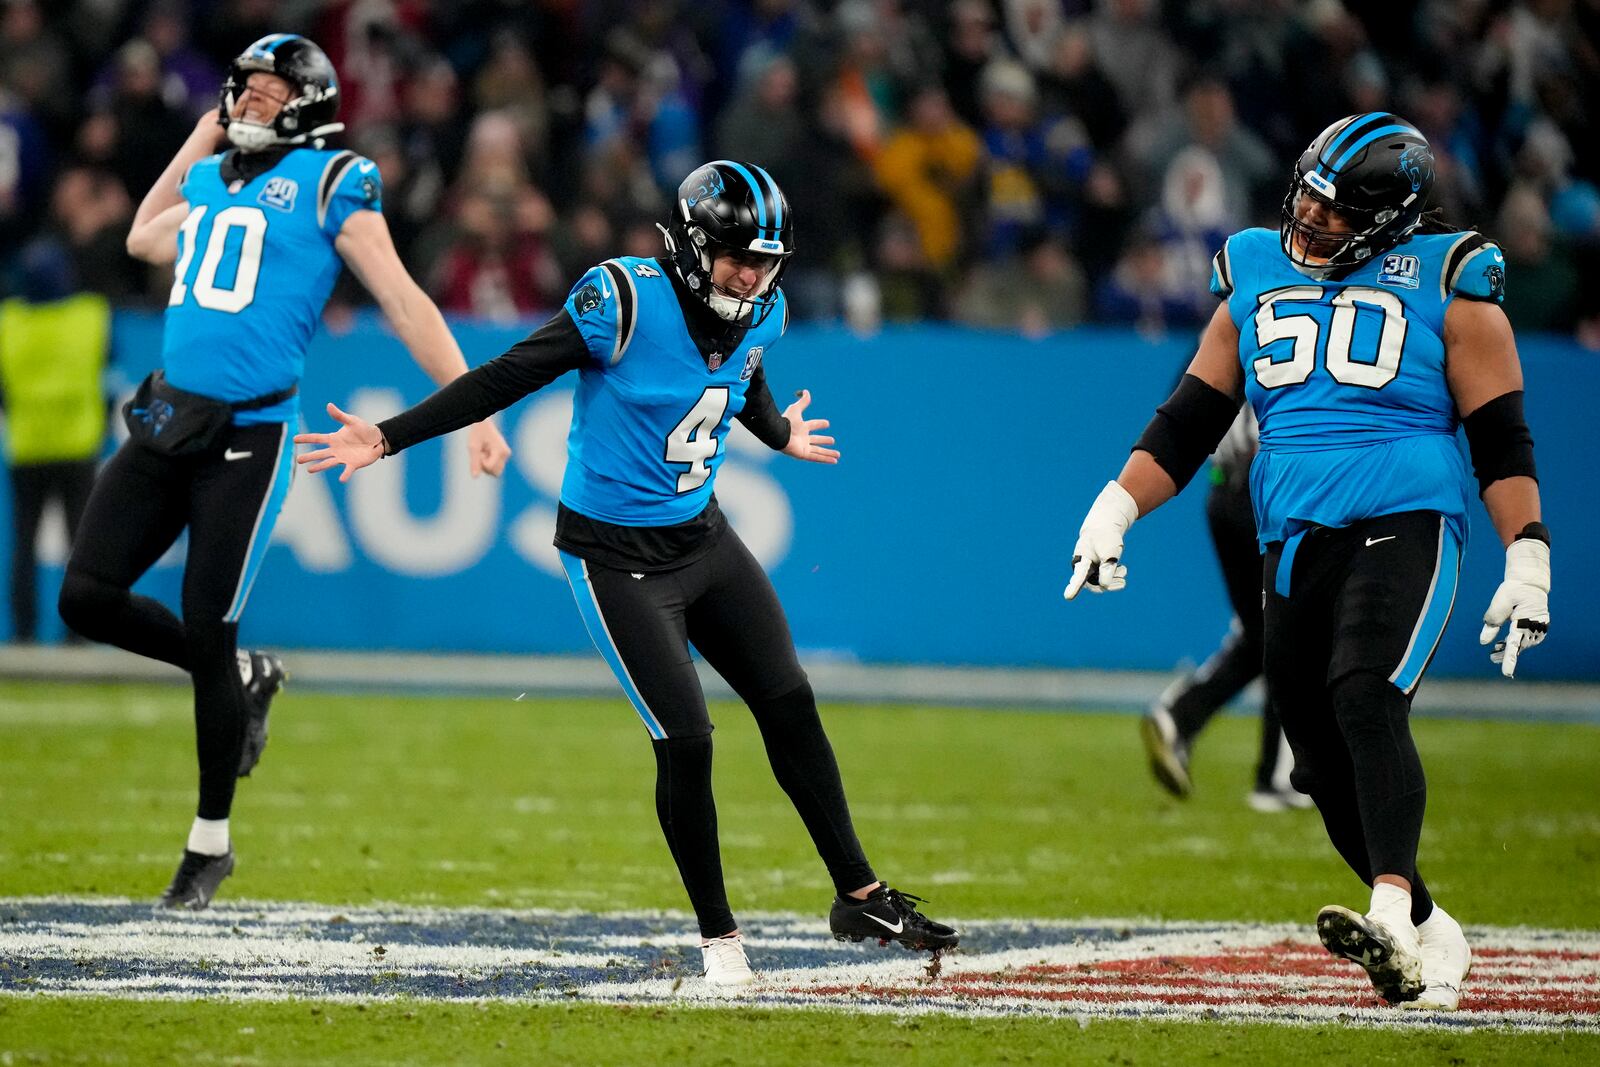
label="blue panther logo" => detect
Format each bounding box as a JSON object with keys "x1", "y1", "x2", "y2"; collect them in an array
[
  {"x1": 685, "y1": 167, "x2": 725, "y2": 208},
  {"x1": 1396, "y1": 145, "x2": 1431, "y2": 193},
  {"x1": 131, "y1": 398, "x2": 175, "y2": 436},
  {"x1": 1484, "y1": 263, "x2": 1505, "y2": 300}
]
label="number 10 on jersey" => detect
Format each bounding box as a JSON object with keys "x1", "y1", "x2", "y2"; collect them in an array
[{"x1": 169, "y1": 205, "x2": 268, "y2": 314}]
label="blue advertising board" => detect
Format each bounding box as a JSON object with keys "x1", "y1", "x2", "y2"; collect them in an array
[{"x1": 3, "y1": 312, "x2": 1595, "y2": 680}]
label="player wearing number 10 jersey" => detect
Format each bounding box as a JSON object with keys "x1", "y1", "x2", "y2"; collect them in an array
[
  {"x1": 59, "y1": 34, "x2": 510, "y2": 911},
  {"x1": 295, "y1": 160, "x2": 959, "y2": 986},
  {"x1": 1064, "y1": 115, "x2": 1551, "y2": 1011}
]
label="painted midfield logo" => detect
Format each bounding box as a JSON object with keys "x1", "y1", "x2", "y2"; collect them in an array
[{"x1": 5, "y1": 901, "x2": 1597, "y2": 1030}]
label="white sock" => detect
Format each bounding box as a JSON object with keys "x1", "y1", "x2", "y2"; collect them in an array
[
  {"x1": 1370, "y1": 881, "x2": 1411, "y2": 920},
  {"x1": 1417, "y1": 903, "x2": 1454, "y2": 933},
  {"x1": 187, "y1": 817, "x2": 230, "y2": 856}
]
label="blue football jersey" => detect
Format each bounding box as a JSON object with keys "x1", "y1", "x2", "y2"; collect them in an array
[
  {"x1": 161, "y1": 148, "x2": 382, "y2": 424},
  {"x1": 1211, "y1": 227, "x2": 1505, "y2": 547},
  {"x1": 559, "y1": 257, "x2": 789, "y2": 526}
]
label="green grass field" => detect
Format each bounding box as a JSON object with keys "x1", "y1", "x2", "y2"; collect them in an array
[{"x1": 2, "y1": 678, "x2": 1598, "y2": 1064}]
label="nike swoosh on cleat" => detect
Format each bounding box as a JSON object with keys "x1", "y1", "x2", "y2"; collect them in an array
[
  {"x1": 1365, "y1": 535, "x2": 1396, "y2": 547},
  {"x1": 865, "y1": 914, "x2": 904, "y2": 934}
]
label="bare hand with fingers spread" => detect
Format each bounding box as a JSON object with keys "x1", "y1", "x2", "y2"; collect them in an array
[
  {"x1": 781, "y1": 389, "x2": 840, "y2": 464},
  {"x1": 294, "y1": 403, "x2": 385, "y2": 482}
]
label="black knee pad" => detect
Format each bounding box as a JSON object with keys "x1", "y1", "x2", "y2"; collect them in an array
[
  {"x1": 749, "y1": 680, "x2": 816, "y2": 722},
  {"x1": 58, "y1": 570, "x2": 118, "y2": 635},
  {"x1": 1330, "y1": 671, "x2": 1408, "y2": 737}
]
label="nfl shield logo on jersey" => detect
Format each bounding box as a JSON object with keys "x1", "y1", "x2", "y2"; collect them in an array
[{"x1": 740, "y1": 346, "x2": 764, "y2": 381}]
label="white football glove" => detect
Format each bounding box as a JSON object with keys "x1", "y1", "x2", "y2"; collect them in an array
[
  {"x1": 1064, "y1": 481, "x2": 1139, "y2": 600},
  {"x1": 1478, "y1": 535, "x2": 1550, "y2": 679}
]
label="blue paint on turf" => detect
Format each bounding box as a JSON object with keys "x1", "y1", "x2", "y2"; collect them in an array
[
  {"x1": 0, "y1": 900, "x2": 1173, "y2": 1002},
  {"x1": 2, "y1": 900, "x2": 1595, "y2": 1032}
]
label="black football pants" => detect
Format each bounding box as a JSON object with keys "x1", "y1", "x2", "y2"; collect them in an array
[
  {"x1": 59, "y1": 424, "x2": 294, "y2": 821},
  {"x1": 1263, "y1": 510, "x2": 1459, "y2": 924},
  {"x1": 561, "y1": 526, "x2": 876, "y2": 938}
]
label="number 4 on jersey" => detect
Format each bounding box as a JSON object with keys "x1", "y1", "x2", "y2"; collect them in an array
[{"x1": 665, "y1": 387, "x2": 728, "y2": 493}]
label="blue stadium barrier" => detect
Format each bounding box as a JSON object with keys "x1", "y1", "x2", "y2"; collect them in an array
[{"x1": 3, "y1": 311, "x2": 1595, "y2": 680}]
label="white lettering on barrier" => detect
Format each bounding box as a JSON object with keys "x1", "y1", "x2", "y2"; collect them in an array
[{"x1": 266, "y1": 387, "x2": 793, "y2": 579}]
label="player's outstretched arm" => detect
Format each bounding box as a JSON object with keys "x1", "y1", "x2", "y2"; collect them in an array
[
  {"x1": 126, "y1": 109, "x2": 226, "y2": 264},
  {"x1": 295, "y1": 403, "x2": 384, "y2": 483},
  {"x1": 336, "y1": 210, "x2": 511, "y2": 477},
  {"x1": 1445, "y1": 298, "x2": 1550, "y2": 678},
  {"x1": 1065, "y1": 303, "x2": 1243, "y2": 600},
  {"x1": 779, "y1": 389, "x2": 839, "y2": 464}
]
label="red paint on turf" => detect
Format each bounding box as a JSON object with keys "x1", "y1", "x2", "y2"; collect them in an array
[{"x1": 790, "y1": 942, "x2": 1600, "y2": 1017}]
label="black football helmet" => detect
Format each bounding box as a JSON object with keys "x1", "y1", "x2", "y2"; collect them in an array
[
  {"x1": 660, "y1": 160, "x2": 793, "y2": 326},
  {"x1": 1280, "y1": 112, "x2": 1435, "y2": 274},
  {"x1": 218, "y1": 34, "x2": 343, "y2": 152}
]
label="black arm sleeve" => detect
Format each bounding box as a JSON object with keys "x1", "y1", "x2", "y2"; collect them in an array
[
  {"x1": 1132, "y1": 373, "x2": 1243, "y2": 491},
  {"x1": 1461, "y1": 389, "x2": 1537, "y2": 495},
  {"x1": 378, "y1": 310, "x2": 591, "y2": 454},
  {"x1": 734, "y1": 365, "x2": 792, "y2": 451}
]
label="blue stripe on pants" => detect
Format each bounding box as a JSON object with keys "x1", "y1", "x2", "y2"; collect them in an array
[
  {"x1": 1388, "y1": 520, "x2": 1461, "y2": 695},
  {"x1": 224, "y1": 424, "x2": 293, "y2": 622},
  {"x1": 559, "y1": 551, "x2": 668, "y2": 739}
]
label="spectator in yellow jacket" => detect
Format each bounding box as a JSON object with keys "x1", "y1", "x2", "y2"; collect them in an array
[{"x1": 0, "y1": 239, "x2": 109, "y2": 643}]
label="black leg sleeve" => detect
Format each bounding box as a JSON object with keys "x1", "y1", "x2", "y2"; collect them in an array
[
  {"x1": 1330, "y1": 671, "x2": 1427, "y2": 882},
  {"x1": 185, "y1": 617, "x2": 244, "y2": 820},
  {"x1": 651, "y1": 735, "x2": 736, "y2": 939},
  {"x1": 748, "y1": 682, "x2": 876, "y2": 896},
  {"x1": 1163, "y1": 621, "x2": 1261, "y2": 740}
]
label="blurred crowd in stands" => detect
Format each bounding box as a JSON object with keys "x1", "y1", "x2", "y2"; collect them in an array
[{"x1": 1, "y1": 0, "x2": 1597, "y2": 341}]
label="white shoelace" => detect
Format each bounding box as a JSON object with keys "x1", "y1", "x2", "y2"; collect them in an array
[{"x1": 700, "y1": 935, "x2": 752, "y2": 983}]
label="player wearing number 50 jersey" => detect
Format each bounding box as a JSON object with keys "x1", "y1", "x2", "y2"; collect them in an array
[
  {"x1": 1064, "y1": 114, "x2": 1550, "y2": 1011},
  {"x1": 296, "y1": 160, "x2": 959, "y2": 986},
  {"x1": 58, "y1": 35, "x2": 510, "y2": 911}
]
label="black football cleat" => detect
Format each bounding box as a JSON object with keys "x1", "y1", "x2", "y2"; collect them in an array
[
  {"x1": 237, "y1": 651, "x2": 287, "y2": 777},
  {"x1": 157, "y1": 849, "x2": 235, "y2": 911},
  {"x1": 830, "y1": 886, "x2": 959, "y2": 951},
  {"x1": 1140, "y1": 708, "x2": 1192, "y2": 798}
]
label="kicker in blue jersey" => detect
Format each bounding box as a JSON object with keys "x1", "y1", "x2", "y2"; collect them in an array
[
  {"x1": 161, "y1": 147, "x2": 382, "y2": 425},
  {"x1": 559, "y1": 255, "x2": 790, "y2": 527},
  {"x1": 1210, "y1": 226, "x2": 1505, "y2": 548}
]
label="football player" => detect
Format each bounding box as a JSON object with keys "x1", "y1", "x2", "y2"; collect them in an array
[
  {"x1": 1064, "y1": 114, "x2": 1549, "y2": 1011},
  {"x1": 296, "y1": 160, "x2": 960, "y2": 986},
  {"x1": 59, "y1": 35, "x2": 511, "y2": 909},
  {"x1": 1141, "y1": 403, "x2": 1311, "y2": 812}
]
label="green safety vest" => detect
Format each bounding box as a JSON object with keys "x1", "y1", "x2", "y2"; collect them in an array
[{"x1": 0, "y1": 293, "x2": 110, "y2": 464}]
